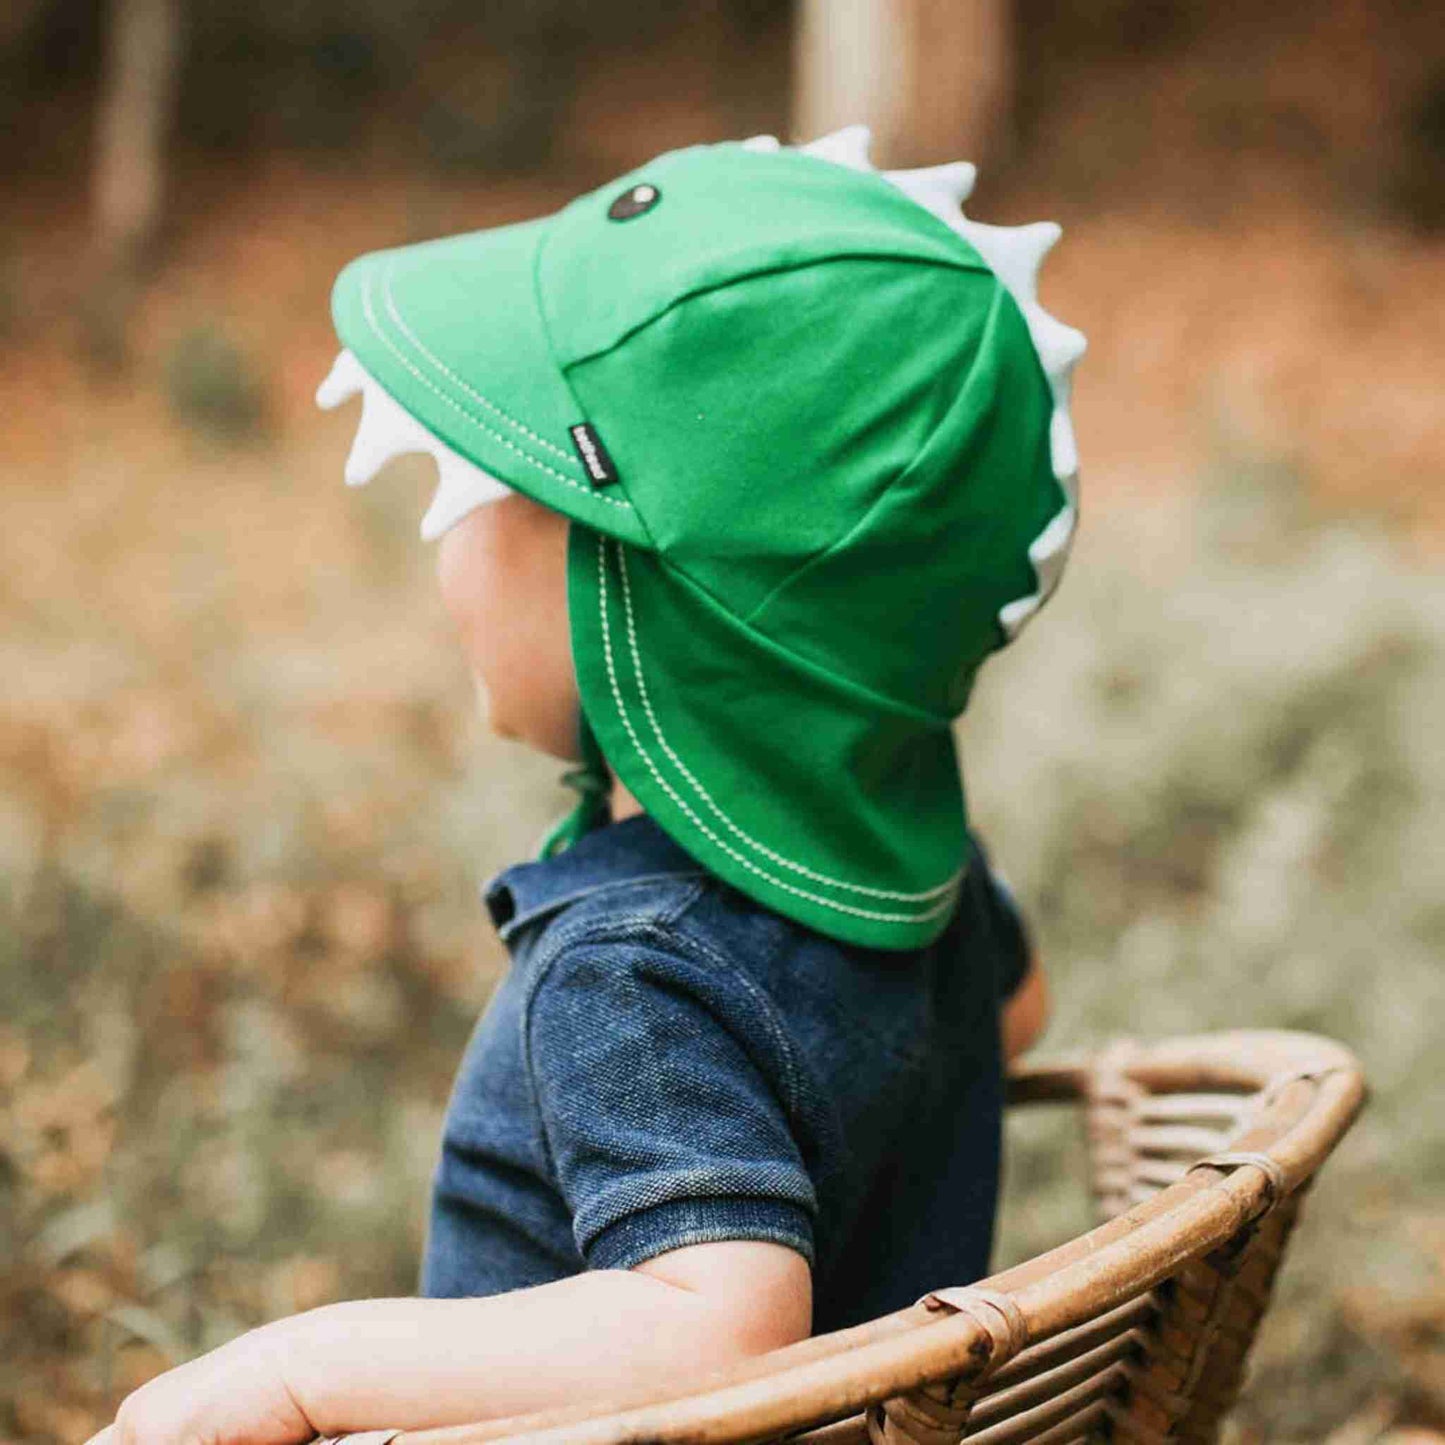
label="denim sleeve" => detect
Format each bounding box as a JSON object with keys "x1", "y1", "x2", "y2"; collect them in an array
[{"x1": 524, "y1": 929, "x2": 817, "y2": 1272}]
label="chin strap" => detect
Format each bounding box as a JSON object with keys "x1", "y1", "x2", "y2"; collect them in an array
[{"x1": 538, "y1": 711, "x2": 613, "y2": 858}]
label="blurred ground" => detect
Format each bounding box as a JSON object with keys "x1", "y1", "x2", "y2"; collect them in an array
[{"x1": 1, "y1": 7, "x2": 1443, "y2": 1441}]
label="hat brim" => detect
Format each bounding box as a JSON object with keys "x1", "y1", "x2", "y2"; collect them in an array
[
  {"x1": 570, "y1": 529, "x2": 968, "y2": 950},
  {"x1": 331, "y1": 217, "x2": 651, "y2": 548}
]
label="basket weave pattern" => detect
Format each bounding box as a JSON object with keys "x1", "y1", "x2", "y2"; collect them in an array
[{"x1": 333, "y1": 1029, "x2": 1365, "y2": 1445}]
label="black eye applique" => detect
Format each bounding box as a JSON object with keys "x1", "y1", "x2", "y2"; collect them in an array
[{"x1": 608, "y1": 183, "x2": 661, "y2": 221}]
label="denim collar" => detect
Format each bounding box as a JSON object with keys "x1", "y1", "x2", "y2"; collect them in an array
[{"x1": 484, "y1": 814, "x2": 706, "y2": 944}]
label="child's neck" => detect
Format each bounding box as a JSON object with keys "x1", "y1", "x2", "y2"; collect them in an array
[{"x1": 611, "y1": 775, "x2": 644, "y2": 823}]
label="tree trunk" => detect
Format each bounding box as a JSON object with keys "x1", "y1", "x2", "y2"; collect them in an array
[
  {"x1": 792, "y1": 0, "x2": 906, "y2": 155},
  {"x1": 87, "y1": 0, "x2": 182, "y2": 361},
  {"x1": 0, "y1": 0, "x2": 49, "y2": 49},
  {"x1": 792, "y1": 0, "x2": 1012, "y2": 168}
]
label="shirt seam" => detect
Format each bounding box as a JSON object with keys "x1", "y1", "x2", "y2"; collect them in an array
[
  {"x1": 518, "y1": 906, "x2": 807, "y2": 1173},
  {"x1": 587, "y1": 1200, "x2": 816, "y2": 1271},
  {"x1": 494, "y1": 869, "x2": 709, "y2": 944},
  {"x1": 634, "y1": 917, "x2": 808, "y2": 1121}
]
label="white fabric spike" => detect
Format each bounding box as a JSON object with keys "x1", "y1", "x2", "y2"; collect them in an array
[
  {"x1": 883, "y1": 161, "x2": 977, "y2": 212},
  {"x1": 1050, "y1": 409, "x2": 1080, "y2": 491},
  {"x1": 1028, "y1": 309, "x2": 1088, "y2": 381},
  {"x1": 421, "y1": 449, "x2": 510, "y2": 541},
  {"x1": 316, "y1": 348, "x2": 366, "y2": 410},
  {"x1": 343, "y1": 381, "x2": 412, "y2": 488},
  {"x1": 320, "y1": 132, "x2": 1087, "y2": 588},
  {"x1": 797, "y1": 123, "x2": 1087, "y2": 639},
  {"x1": 317, "y1": 348, "x2": 510, "y2": 536},
  {"x1": 998, "y1": 503, "x2": 1077, "y2": 637},
  {"x1": 1029, "y1": 506, "x2": 1076, "y2": 595},
  {"x1": 799, "y1": 124, "x2": 874, "y2": 171},
  {"x1": 955, "y1": 219, "x2": 1060, "y2": 308}
]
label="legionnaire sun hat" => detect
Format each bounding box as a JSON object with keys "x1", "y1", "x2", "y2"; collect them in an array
[{"x1": 317, "y1": 126, "x2": 1085, "y2": 950}]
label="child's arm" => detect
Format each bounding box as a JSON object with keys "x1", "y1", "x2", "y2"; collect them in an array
[
  {"x1": 88, "y1": 1239, "x2": 810, "y2": 1445},
  {"x1": 1003, "y1": 953, "x2": 1050, "y2": 1062}
]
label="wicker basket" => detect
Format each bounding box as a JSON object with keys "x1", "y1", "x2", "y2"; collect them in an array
[{"x1": 327, "y1": 1028, "x2": 1365, "y2": 1445}]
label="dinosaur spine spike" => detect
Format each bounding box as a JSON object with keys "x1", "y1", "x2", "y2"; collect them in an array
[
  {"x1": 998, "y1": 503, "x2": 1077, "y2": 638},
  {"x1": 799, "y1": 124, "x2": 875, "y2": 171},
  {"x1": 320, "y1": 132, "x2": 1088, "y2": 584},
  {"x1": 319, "y1": 347, "x2": 512, "y2": 534},
  {"x1": 343, "y1": 388, "x2": 393, "y2": 486},
  {"x1": 343, "y1": 375, "x2": 418, "y2": 487},
  {"x1": 316, "y1": 348, "x2": 365, "y2": 411},
  {"x1": 1050, "y1": 409, "x2": 1080, "y2": 489},
  {"x1": 885, "y1": 160, "x2": 977, "y2": 207},
  {"x1": 421, "y1": 451, "x2": 510, "y2": 541},
  {"x1": 1029, "y1": 310, "x2": 1088, "y2": 383},
  {"x1": 799, "y1": 124, "x2": 1088, "y2": 638},
  {"x1": 1011, "y1": 221, "x2": 1063, "y2": 300}
]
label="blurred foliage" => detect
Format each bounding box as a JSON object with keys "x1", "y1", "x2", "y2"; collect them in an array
[
  {"x1": 3, "y1": 0, "x2": 1442, "y2": 224},
  {"x1": 0, "y1": 423, "x2": 1441, "y2": 1438},
  {"x1": 1007, "y1": 0, "x2": 1445, "y2": 226},
  {"x1": 161, "y1": 323, "x2": 267, "y2": 439},
  {"x1": 1, "y1": 2, "x2": 1442, "y2": 1439},
  {"x1": 1, "y1": 0, "x2": 792, "y2": 177},
  {"x1": 1392, "y1": 62, "x2": 1445, "y2": 232},
  {"x1": 977, "y1": 467, "x2": 1445, "y2": 1442}
]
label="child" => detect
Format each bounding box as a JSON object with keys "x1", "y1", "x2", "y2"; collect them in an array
[{"x1": 87, "y1": 126, "x2": 1077, "y2": 1444}]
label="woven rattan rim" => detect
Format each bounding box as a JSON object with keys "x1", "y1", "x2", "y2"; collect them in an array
[{"x1": 349, "y1": 1029, "x2": 1366, "y2": 1445}]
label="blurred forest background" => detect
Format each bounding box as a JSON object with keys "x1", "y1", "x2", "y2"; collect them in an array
[{"x1": 1, "y1": 1, "x2": 1442, "y2": 1441}]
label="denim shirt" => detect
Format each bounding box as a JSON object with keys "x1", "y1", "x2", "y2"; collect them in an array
[{"x1": 422, "y1": 815, "x2": 1026, "y2": 1334}]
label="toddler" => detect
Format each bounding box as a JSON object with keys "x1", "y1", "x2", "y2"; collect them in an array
[{"x1": 88, "y1": 125, "x2": 1078, "y2": 1444}]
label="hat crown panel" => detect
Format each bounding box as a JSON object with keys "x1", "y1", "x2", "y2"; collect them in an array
[
  {"x1": 539, "y1": 143, "x2": 981, "y2": 371},
  {"x1": 564, "y1": 254, "x2": 1004, "y2": 632},
  {"x1": 747, "y1": 288, "x2": 1063, "y2": 718}
]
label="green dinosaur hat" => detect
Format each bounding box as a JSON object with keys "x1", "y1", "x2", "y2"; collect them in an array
[{"x1": 318, "y1": 127, "x2": 1084, "y2": 950}]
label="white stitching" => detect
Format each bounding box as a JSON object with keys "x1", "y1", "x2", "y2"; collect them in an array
[
  {"x1": 617, "y1": 547, "x2": 960, "y2": 903},
  {"x1": 600, "y1": 540, "x2": 957, "y2": 924},
  {"x1": 598, "y1": 539, "x2": 958, "y2": 926},
  {"x1": 359, "y1": 270, "x2": 633, "y2": 508},
  {"x1": 381, "y1": 260, "x2": 579, "y2": 465}
]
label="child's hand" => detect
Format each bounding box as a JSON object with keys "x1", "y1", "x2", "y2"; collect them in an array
[{"x1": 84, "y1": 1322, "x2": 315, "y2": 1445}]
